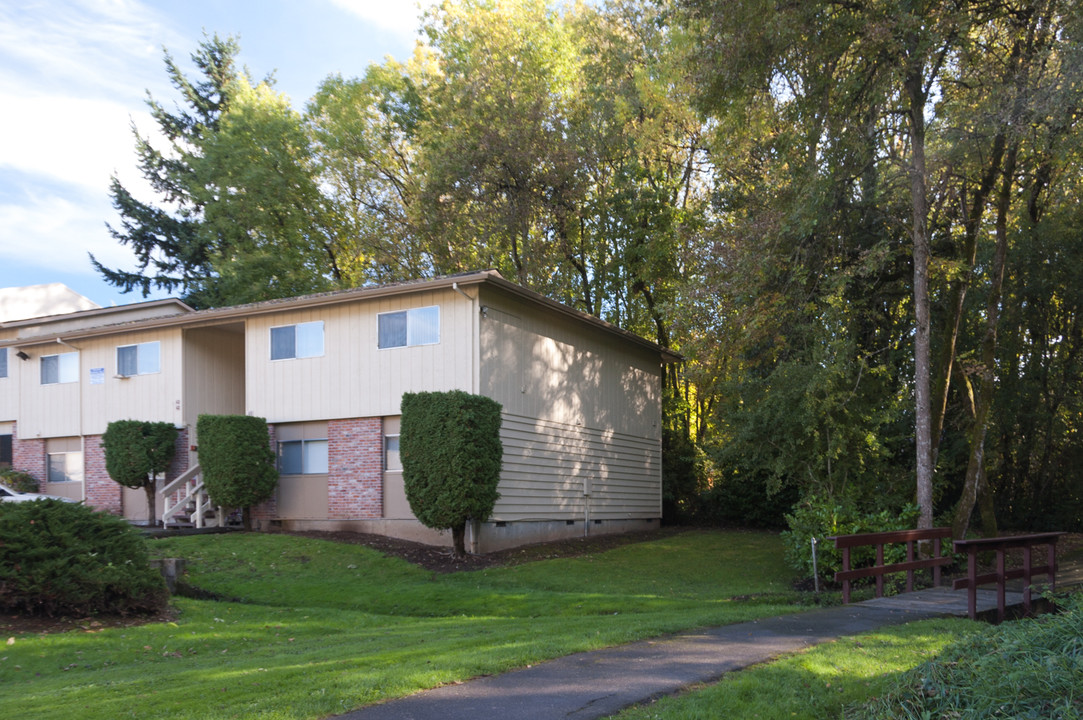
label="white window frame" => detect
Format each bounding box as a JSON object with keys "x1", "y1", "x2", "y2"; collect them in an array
[
  {"x1": 277, "y1": 438, "x2": 329, "y2": 475},
  {"x1": 0, "y1": 347, "x2": 7, "y2": 379},
  {"x1": 270, "y1": 321, "x2": 325, "y2": 360},
  {"x1": 47, "y1": 451, "x2": 84, "y2": 483},
  {"x1": 116, "y1": 341, "x2": 161, "y2": 377},
  {"x1": 41, "y1": 351, "x2": 78, "y2": 385},
  {"x1": 384, "y1": 434, "x2": 402, "y2": 472},
  {"x1": 377, "y1": 306, "x2": 440, "y2": 349}
]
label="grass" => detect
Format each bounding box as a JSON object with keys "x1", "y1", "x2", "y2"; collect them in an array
[
  {"x1": 854, "y1": 592, "x2": 1083, "y2": 719},
  {"x1": 612, "y1": 618, "x2": 981, "y2": 720},
  {"x1": 0, "y1": 529, "x2": 808, "y2": 720}
]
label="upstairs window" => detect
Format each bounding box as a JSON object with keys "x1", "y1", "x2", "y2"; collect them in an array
[
  {"x1": 378, "y1": 306, "x2": 440, "y2": 349},
  {"x1": 0, "y1": 348, "x2": 7, "y2": 378},
  {"x1": 117, "y1": 341, "x2": 160, "y2": 377},
  {"x1": 271, "y1": 321, "x2": 324, "y2": 360},
  {"x1": 41, "y1": 351, "x2": 78, "y2": 385}
]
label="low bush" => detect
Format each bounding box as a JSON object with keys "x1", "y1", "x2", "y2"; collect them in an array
[
  {"x1": 782, "y1": 496, "x2": 920, "y2": 583},
  {"x1": 401, "y1": 390, "x2": 502, "y2": 557},
  {"x1": 696, "y1": 471, "x2": 799, "y2": 529},
  {"x1": 0, "y1": 499, "x2": 167, "y2": 617},
  {"x1": 1, "y1": 468, "x2": 38, "y2": 493},
  {"x1": 852, "y1": 592, "x2": 1083, "y2": 719},
  {"x1": 196, "y1": 414, "x2": 278, "y2": 530}
]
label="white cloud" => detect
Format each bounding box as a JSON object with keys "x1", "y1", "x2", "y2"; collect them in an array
[
  {"x1": 328, "y1": 0, "x2": 437, "y2": 40},
  {"x1": 0, "y1": 93, "x2": 154, "y2": 195},
  {"x1": 0, "y1": 193, "x2": 134, "y2": 275},
  {"x1": 0, "y1": 0, "x2": 175, "y2": 101},
  {"x1": 0, "y1": 0, "x2": 181, "y2": 284}
]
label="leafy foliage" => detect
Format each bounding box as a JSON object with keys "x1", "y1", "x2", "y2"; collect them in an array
[
  {"x1": 781, "y1": 497, "x2": 920, "y2": 583},
  {"x1": 0, "y1": 499, "x2": 167, "y2": 617},
  {"x1": 92, "y1": 1, "x2": 1083, "y2": 537},
  {"x1": 196, "y1": 415, "x2": 278, "y2": 530},
  {"x1": 102, "y1": 420, "x2": 178, "y2": 526},
  {"x1": 0, "y1": 468, "x2": 38, "y2": 493},
  {"x1": 401, "y1": 390, "x2": 503, "y2": 556}
]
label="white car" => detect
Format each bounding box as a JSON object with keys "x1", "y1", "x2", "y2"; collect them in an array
[{"x1": 0, "y1": 481, "x2": 79, "y2": 503}]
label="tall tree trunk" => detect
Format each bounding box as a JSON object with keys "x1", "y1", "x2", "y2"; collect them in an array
[
  {"x1": 905, "y1": 68, "x2": 935, "y2": 530},
  {"x1": 929, "y1": 132, "x2": 1007, "y2": 467},
  {"x1": 952, "y1": 144, "x2": 1016, "y2": 538},
  {"x1": 451, "y1": 523, "x2": 467, "y2": 558},
  {"x1": 144, "y1": 477, "x2": 158, "y2": 528}
]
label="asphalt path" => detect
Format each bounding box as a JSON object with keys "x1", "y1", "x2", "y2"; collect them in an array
[{"x1": 333, "y1": 592, "x2": 998, "y2": 720}]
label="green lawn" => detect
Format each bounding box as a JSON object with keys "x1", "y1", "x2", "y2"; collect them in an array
[
  {"x1": 611, "y1": 618, "x2": 979, "y2": 720},
  {"x1": 1, "y1": 529, "x2": 808, "y2": 720}
]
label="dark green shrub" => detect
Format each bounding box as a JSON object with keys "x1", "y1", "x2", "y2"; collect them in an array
[
  {"x1": 661, "y1": 425, "x2": 703, "y2": 524},
  {"x1": 196, "y1": 414, "x2": 278, "y2": 530},
  {"x1": 781, "y1": 496, "x2": 920, "y2": 584},
  {"x1": 102, "y1": 420, "x2": 178, "y2": 526},
  {"x1": 697, "y1": 471, "x2": 799, "y2": 530},
  {"x1": 0, "y1": 499, "x2": 167, "y2": 617},
  {"x1": 0, "y1": 468, "x2": 38, "y2": 493},
  {"x1": 401, "y1": 390, "x2": 502, "y2": 557}
]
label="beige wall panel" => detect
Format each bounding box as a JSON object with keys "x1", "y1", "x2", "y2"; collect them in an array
[
  {"x1": 183, "y1": 326, "x2": 245, "y2": 434},
  {"x1": 77, "y1": 330, "x2": 184, "y2": 436},
  {"x1": 492, "y1": 413, "x2": 661, "y2": 522},
  {"x1": 277, "y1": 475, "x2": 330, "y2": 519},
  {"x1": 245, "y1": 290, "x2": 476, "y2": 423},
  {"x1": 17, "y1": 341, "x2": 83, "y2": 439},
  {"x1": 479, "y1": 288, "x2": 662, "y2": 441},
  {"x1": 382, "y1": 471, "x2": 415, "y2": 519},
  {"x1": 0, "y1": 350, "x2": 17, "y2": 422}
]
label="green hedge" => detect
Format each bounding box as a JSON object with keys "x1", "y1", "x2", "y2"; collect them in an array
[
  {"x1": 0, "y1": 468, "x2": 38, "y2": 493},
  {"x1": 196, "y1": 414, "x2": 278, "y2": 529},
  {"x1": 0, "y1": 500, "x2": 167, "y2": 617},
  {"x1": 401, "y1": 390, "x2": 502, "y2": 555}
]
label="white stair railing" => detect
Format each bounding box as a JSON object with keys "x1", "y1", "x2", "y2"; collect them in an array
[{"x1": 160, "y1": 464, "x2": 222, "y2": 528}]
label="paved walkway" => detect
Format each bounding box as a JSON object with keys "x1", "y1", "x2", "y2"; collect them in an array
[{"x1": 333, "y1": 585, "x2": 1028, "y2": 720}]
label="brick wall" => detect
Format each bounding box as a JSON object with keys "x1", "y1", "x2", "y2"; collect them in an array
[
  {"x1": 328, "y1": 417, "x2": 382, "y2": 519},
  {"x1": 11, "y1": 423, "x2": 45, "y2": 483},
  {"x1": 168, "y1": 427, "x2": 189, "y2": 481},
  {"x1": 83, "y1": 434, "x2": 121, "y2": 515}
]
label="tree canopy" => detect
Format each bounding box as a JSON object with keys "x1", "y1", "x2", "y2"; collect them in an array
[{"x1": 97, "y1": 0, "x2": 1083, "y2": 539}]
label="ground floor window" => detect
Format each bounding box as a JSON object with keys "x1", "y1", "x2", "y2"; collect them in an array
[
  {"x1": 383, "y1": 416, "x2": 402, "y2": 472},
  {"x1": 276, "y1": 422, "x2": 329, "y2": 475},
  {"x1": 45, "y1": 437, "x2": 83, "y2": 483},
  {"x1": 0, "y1": 434, "x2": 11, "y2": 469}
]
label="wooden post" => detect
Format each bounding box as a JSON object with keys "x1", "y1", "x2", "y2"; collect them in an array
[{"x1": 996, "y1": 549, "x2": 1006, "y2": 623}]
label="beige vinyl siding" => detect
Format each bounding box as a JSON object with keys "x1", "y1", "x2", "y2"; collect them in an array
[
  {"x1": 479, "y1": 287, "x2": 663, "y2": 522},
  {"x1": 493, "y1": 414, "x2": 661, "y2": 521},
  {"x1": 0, "y1": 348, "x2": 16, "y2": 423},
  {"x1": 82, "y1": 330, "x2": 183, "y2": 436},
  {"x1": 182, "y1": 326, "x2": 245, "y2": 430},
  {"x1": 246, "y1": 289, "x2": 476, "y2": 423},
  {"x1": 17, "y1": 342, "x2": 83, "y2": 438},
  {"x1": 479, "y1": 288, "x2": 662, "y2": 439},
  {"x1": 17, "y1": 330, "x2": 184, "y2": 439}
]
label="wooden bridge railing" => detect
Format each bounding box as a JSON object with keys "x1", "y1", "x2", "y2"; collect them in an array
[
  {"x1": 953, "y1": 532, "x2": 1065, "y2": 622},
  {"x1": 830, "y1": 528, "x2": 954, "y2": 604}
]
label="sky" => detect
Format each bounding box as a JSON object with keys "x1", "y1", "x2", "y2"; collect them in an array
[{"x1": 0, "y1": 0, "x2": 435, "y2": 308}]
